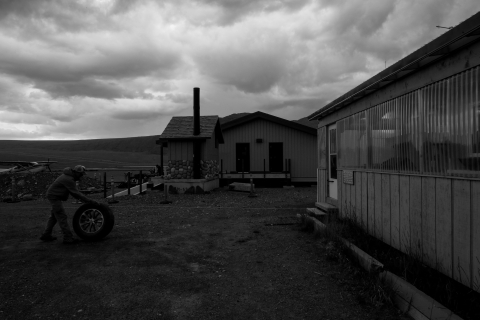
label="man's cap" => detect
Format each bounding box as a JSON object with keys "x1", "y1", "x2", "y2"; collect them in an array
[{"x1": 73, "y1": 165, "x2": 87, "y2": 174}]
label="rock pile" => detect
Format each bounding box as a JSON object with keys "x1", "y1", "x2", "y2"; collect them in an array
[
  {"x1": 0, "y1": 172, "x2": 104, "y2": 202},
  {"x1": 163, "y1": 160, "x2": 219, "y2": 180}
]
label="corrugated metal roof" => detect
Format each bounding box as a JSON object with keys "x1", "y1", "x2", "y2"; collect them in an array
[
  {"x1": 158, "y1": 116, "x2": 220, "y2": 140},
  {"x1": 308, "y1": 11, "x2": 480, "y2": 121}
]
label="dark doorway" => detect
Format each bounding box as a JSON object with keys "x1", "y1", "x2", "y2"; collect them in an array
[
  {"x1": 236, "y1": 143, "x2": 250, "y2": 172},
  {"x1": 269, "y1": 143, "x2": 283, "y2": 172}
]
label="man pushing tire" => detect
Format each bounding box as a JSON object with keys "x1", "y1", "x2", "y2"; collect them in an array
[{"x1": 40, "y1": 165, "x2": 109, "y2": 245}]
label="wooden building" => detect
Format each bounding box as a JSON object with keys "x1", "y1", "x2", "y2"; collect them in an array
[
  {"x1": 156, "y1": 88, "x2": 224, "y2": 183},
  {"x1": 219, "y1": 111, "x2": 317, "y2": 186},
  {"x1": 308, "y1": 12, "x2": 480, "y2": 293}
]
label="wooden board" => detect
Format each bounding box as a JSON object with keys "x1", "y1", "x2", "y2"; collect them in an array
[
  {"x1": 452, "y1": 179, "x2": 471, "y2": 287},
  {"x1": 318, "y1": 169, "x2": 325, "y2": 203},
  {"x1": 361, "y1": 172, "x2": 368, "y2": 231},
  {"x1": 399, "y1": 175, "x2": 410, "y2": 253},
  {"x1": 338, "y1": 171, "x2": 343, "y2": 218},
  {"x1": 382, "y1": 174, "x2": 391, "y2": 246},
  {"x1": 472, "y1": 181, "x2": 480, "y2": 290},
  {"x1": 409, "y1": 176, "x2": 422, "y2": 259},
  {"x1": 375, "y1": 173, "x2": 383, "y2": 240},
  {"x1": 421, "y1": 177, "x2": 436, "y2": 269},
  {"x1": 367, "y1": 172, "x2": 375, "y2": 235},
  {"x1": 435, "y1": 178, "x2": 452, "y2": 277},
  {"x1": 355, "y1": 171, "x2": 362, "y2": 225},
  {"x1": 345, "y1": 178, "x2": 351, "y2": 219},
  {"x1": 390, "y1": 175, "x2": 400, "y2": 250}
]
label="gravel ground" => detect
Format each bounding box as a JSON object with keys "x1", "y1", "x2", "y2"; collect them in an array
[{"x1": 0, "y1": 187, "x2": 409, "y2": 319}]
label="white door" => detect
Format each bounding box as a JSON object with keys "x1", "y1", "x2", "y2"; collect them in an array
[{"x1": 328, "y1": 124, "x2": 338, "y2": 199}]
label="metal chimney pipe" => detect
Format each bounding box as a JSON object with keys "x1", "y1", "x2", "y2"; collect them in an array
[{"x1": 193, "y1": 87, "x2": 200, "y2": 136}]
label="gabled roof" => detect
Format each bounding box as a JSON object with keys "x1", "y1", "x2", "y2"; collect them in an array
[
  {"x1": 219, "y1": 113, "x2": 250, "y2": 125},
  {"x1": 157, "y1": 116, "x2": 224, "y2": 143},
  {"x1": 221, "y1": 111, "x2": 316, "y2": 135},
  {"x1": 308, "y1": 11, "x2": 480, "y2": 121}
]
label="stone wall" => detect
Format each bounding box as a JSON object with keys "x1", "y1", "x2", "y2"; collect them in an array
[{"x1": 163, "y1": 160, "x2": 219, "y2": 180}]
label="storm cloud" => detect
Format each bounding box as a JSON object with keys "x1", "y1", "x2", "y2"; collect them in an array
[{"x1": 0, "y1": 0, "x2": 478, "y2": 140}]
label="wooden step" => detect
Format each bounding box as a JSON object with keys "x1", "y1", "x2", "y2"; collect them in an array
[{"x1": 315, "y1": 202, "x2": 339, "y2": 214}]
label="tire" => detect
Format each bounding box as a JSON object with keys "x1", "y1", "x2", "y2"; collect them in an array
[{"x1": 72, "y1": 203, "x2": 115, "y2": 241}]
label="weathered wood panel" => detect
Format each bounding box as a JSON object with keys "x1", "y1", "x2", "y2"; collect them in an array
[
  {"x1": 390, "y1": 175, "x2": 400, "y2": 250},
  {"x1": 350, "y1": 177, "x2": 356, "y2": 220},
  {"x1": 367, "y1": 172, "x2": 375, "y2": 235},
  {"x1": 382, "y1": 174, "x2": 391, "y2": 246},
  {"x1": 355, "y1": 172, "x2": 362, "y2": 225},
  {"x1": 374, "y1": 173, "x2": 383, "y2": 240},
  {"x1": 338, "y1": 171, "x2": 343, "y2": 218},
  {"x1": 453, "y1": 179, "x2": 471, "y2": 287},
  {"x1": 410, "y1": 176, "x2": 422, "y2": 258},
  {"x1": 361, "y1": 172, "x2": 368, "y2": 231},
  {"x1": 435, "y1": 178, "x2": 452, "y2": 277},
  {"x1": 169, "y1": 141, "x2": 193, "y2": 161},
  {"x1": 421, "y1": 177, "x2": 436, "y2": 269},
  {"x1": 341, "y1": 174, "x2": 346, "y2": 218},
  {"x1": 472, "y1": 181, "x2": 480, "y2": 289},
  {"x1": 399, "y1": 176, "x2": 410, "y2": 253},
  {"x1": 345, "y1": 178, "x2": 351, "y2": 219}
]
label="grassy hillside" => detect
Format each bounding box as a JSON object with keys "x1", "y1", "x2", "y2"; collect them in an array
[
  {"x1": 0, "y1": 135, "x2": 161, "y2": 154},
  {"x1": 0, "y1": 136, "x2": 167, "y2": 172}
]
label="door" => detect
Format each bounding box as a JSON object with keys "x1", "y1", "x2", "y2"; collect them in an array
[
  {"x1": 328, "y1": 124, "x2": 338, "y2": 199},
  {"x1": 236, "y1": 143, "x2": 250, "y2": 172},
  {"x1": 269, "y1": 143, "x2": 283, "y2": 172}
]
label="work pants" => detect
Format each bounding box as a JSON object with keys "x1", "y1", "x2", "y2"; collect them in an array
[{"x1": 43, "y1": 199, "x2": 74, "y2": 240}]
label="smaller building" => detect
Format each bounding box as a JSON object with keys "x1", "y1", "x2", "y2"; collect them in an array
[
  {"x1": 155, "y1": 88, "x2": 224, "y2": 193},
  {"x1": 219, "y1": 111, "x2": 317, "y2": 186}
]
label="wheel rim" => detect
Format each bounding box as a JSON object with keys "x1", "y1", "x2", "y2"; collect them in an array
[{"x1": 79, "y1": 208, "x2": 105, "y2": 234}]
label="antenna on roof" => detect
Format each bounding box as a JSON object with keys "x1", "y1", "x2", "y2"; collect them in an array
[{"x1": 436, "y1": 25, "x2": 453, "y2": 30}]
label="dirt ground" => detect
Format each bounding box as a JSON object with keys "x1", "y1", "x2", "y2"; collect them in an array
[{"x1": 0, "y1": 187, "x2": 409, "y2": 320}]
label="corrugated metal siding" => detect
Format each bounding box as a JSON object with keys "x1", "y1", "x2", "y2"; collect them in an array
[
  {"x1": 168, "y1": 141, "x2": 193, "y2": 161},
  {"x1": 219, "y1": 119, "x2": 316, "y2": 180},
  {"x1": 337, "y1": 66, "x2": 480, "y2": 178}
]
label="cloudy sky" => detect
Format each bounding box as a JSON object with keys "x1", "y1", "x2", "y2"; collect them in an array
[{"x1": 0, "y1": 0, "x2": 478, "y2": 140}]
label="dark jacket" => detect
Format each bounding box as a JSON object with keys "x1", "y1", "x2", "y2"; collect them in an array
[{"x1": 46, "y1": 167, "x2": 92, "y2": 202}]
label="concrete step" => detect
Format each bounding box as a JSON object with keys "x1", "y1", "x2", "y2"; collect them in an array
[
  {"x1": 315, "y1": 202, "x2": 339, "y2": 214},
  {"x1": 306, "y1": 207, "x2": 326, "y2": 218}
]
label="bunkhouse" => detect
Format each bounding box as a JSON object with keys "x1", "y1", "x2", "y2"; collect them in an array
[
  {"x1": 308, "y1": 12, "x2": 480, "y2": 293},
  {"x1": 218, "y1": 111, "x2": 317, "y2": 187},
  {"x1": 155, "y1": 88, "x2": 224, "y2": 193}
]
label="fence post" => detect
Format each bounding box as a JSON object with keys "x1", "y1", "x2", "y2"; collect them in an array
[
  {"x1": 139, "y1": 170, "x2": 143, "y2": 194},
  {"x1": 108, "y1": 175, "x2": 119, "y2": 204},
  {"x1": 103, "y1": 172, "x2": 107, "y2": 198},
  {"x1": 72, "y1": 181, "x2": 82, "y2": 204},
  {"x1": 221, "y1": 159, "x2": 223, "y2": 179},
  {"x1": 248, "y1": 173, "x2": 257, "y2": 198},
  {"x1": 160, "y1": 183, "x2": 172, "y2": 204},
  {"x1": 263, "y1": 159, "x2": 266, "y2": 178},
  {"x1": 127, "y1": 172, "x2": 131, "y2": 195},
  {"x1": 242, "y1": 159, "x2": 244, "y2": 179}
]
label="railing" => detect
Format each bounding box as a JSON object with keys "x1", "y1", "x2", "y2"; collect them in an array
[
  {"x1": 219, "y1": 158, "x2": 291, "y2": 179},
  {"x1": 87, "y1": 167, "x2": 158, "y2": 198}
]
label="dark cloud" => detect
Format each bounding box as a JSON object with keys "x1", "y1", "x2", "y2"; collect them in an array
[
  {"x1": 193, "y1": 0, "x2": 311, "y2": 25},
  {"x1": 195, "y1": 49, "x2": 286, "y2": 93},
  {"x1": 111, "y1": 109, "x2": 164, "y2": 121},
  {"x1": 35, "y1": 79, "x2": 131, "y2": 100},
  {"x1": 261, "y1": 97, "x2": 329, "y2": 114}
]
